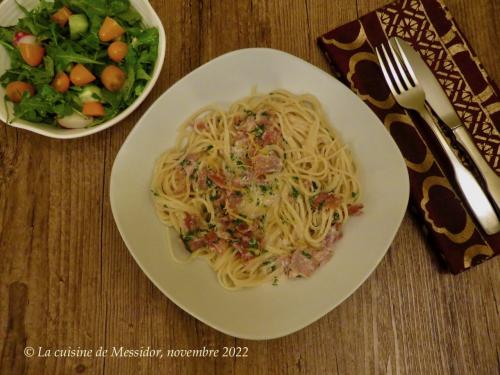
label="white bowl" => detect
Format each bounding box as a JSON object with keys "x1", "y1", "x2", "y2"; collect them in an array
[
  {"x1": 110, "y1": 48, "x2": 410, "y2": 340},
  {"x1": 0, "y1": 0, "x2": 165, "y2": 139}
]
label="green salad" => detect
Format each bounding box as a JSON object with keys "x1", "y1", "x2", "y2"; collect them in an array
[{"x1": 0, "y1": 0, "x2": 159, "y2": 128}]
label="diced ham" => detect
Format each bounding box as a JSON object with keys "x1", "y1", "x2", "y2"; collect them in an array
[
  {"x1": 313, "y1": 248, "x2": 333, "y2": 265},
  {"x1": 323, "y1": 225, "x2": 342, "y2": 252},
  {"x1": 226, "y1": 193, "x2": 242, "y2": 209},
  {"x1": 211, "y1": 239, "x2": 228, "y2": 254},
  {"x1": 187, "y1": 238, "x2": 205, "y2": 251},
  {"x1": 194, "y1": 121, "x2": 207, "y2": 131},
  {"x1": 257, "y1": 116, "x2": 271, "y2": 126},
  {"x1": 232, "y1": 172, "x2": 253, "y2": 188},
  {"x1": 348, "y1": 203, "x2": 364, "y2": 216},
  {"x1": 181, "y1": 155, "x2": 198, "y2": 176},
  {"x1": 261, "y1": 128, "x2": 281, "y2": 146},
  {"x1": 197, "y1": 168, "x2": 208, "y2": 189},
  {"x1": 204, "y1": 230, "x2": 218, "y2": 245},
  {"x1": 253, "y1": 154, "x2": 283, "y2": 176},
  {"x1": 288, "y1": 250, "x2": 319, "y2": 278},
  {"x1": 240, "y1": 116, "x2": 257, "y2": 132}
]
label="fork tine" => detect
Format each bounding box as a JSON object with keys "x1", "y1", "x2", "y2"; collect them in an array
[
  {"x1": 375, "y1": 46, "x2": 399, "y2": 97},
  {"x1": 386, "y1": 39, "x2": 412, "y2": 89},
  {"x1": 380, "y1": 43, "x2": 405, "y2": 94},
  {"x1": 392, "y1": 37, "x2": 420, "y2": 86}
]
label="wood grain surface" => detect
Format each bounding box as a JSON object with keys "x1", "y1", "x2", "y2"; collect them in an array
[{"x1": 1, "y1": 0, "x2": 499, "y2": 374}]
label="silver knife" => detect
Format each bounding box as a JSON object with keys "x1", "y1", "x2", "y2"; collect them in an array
[{"x1": 392, "y1": 37, "x2": 500, "y2": 211}]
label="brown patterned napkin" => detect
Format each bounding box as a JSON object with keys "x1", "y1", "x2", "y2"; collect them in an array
[{"x1": 318, "y1": 0, "x2": 500, "y2": 273}]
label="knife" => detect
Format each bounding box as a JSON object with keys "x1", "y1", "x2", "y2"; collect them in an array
[{"x1": 391, "y1": 37, "x2": 500, "y2": 211}]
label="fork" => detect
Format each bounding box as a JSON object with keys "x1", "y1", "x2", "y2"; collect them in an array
[{"x1": 375, "y1": 42, "x2": 500, "y2": 235}]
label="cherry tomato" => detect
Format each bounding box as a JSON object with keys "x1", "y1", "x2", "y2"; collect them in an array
[
  {"x1": 98, "y1": 17, "x2": 125, "y2": 42},
  {"x1": 19, "y1": 43, "x2": 45, "y2": 67},
  {"x1": 82, "y1": 102, "x2": 105, "y2": 117},
  {"x1": 6, "y1": 81, "x2": 35, "y2": 103},
  {"x1": 101, "y1": 65, "x2": 126, "y2": 92},
  {"x1": 51, "y1": 72, "x2": 71, "y2": 93},
  {"x1": 107, "y1": 41, "x2": 128, "y2": 62},
  {"x1": 70, "y1": 64, "x2": 96, "y2": 86},
  {"x1": 51, "y1": 6, "x2": 72, "y2": 27}
]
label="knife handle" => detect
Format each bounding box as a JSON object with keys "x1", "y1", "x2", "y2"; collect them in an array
[
  {"x1": 453, "y1": 126, "x2": 500, "y2": 211},
  {"x1": 418, "y1": 108, "x2": 500, "y2": 235}
]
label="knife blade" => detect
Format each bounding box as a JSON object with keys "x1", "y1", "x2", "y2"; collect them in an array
[{"x1": 391, "y1": 37, "x2": 500, "y2": 211}]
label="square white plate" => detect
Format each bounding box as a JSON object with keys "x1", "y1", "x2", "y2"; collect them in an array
[{"x1": 110, "y1": 48, "x2": 409, "y2": 340}]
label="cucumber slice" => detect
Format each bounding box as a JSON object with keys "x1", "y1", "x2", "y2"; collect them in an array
[
  {"x1": 79, "y1": 85, "x2": 102, "y2": 103},
  {"x1": 69, "y1": 14, "x2": 89, "y2": 40}
]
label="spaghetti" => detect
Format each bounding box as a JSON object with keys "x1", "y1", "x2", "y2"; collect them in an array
[{"x1": 151, "y1": 89, "x2": 362, "y2": 289}]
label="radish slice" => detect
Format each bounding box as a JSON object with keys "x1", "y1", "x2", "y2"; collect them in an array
[
  {"x1": 58, "y1": 113, "x2": 93, "y2": 129},
  {"x1": 13, "y1": 32, "x2": 36, "y2": 46},
  {"x1": 18, "y1": 35, "x2": 37, "y2": 45}
]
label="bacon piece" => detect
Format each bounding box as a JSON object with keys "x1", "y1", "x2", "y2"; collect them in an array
[
  {"x1": 253, "y1": 154, "x2": 283, "y2": 176},
  {"x1": 348, "y1": 203, "x2": 364, "y2": 216},
  {"x1": 208, "y1": 171, "x2": 225, "y2": 188},
  {"x1": 184, "y1": 213, "x2": 198, "y2": 231},
  {"x1": 312, "y1": 192, "x2": 341, "y2": 210}
]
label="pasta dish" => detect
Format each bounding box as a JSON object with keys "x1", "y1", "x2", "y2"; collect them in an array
[{"x1": 151, "y1": 89, "x2": 362, "y2": 289}]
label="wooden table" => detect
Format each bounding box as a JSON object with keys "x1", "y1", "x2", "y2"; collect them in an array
[{"x1": 1, "y1": 0, "x2": 499, "y2": 374}]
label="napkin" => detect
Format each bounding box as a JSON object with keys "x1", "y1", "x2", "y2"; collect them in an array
[{"x1": 318, "y1": 0, "x2": 500, "y2": 273}]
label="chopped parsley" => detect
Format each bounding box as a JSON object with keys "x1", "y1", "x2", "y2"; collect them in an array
[
  {"x1": 253, "y1": 124, "x2": 265, "y2": 138},
  {"x1": 291, "y1": 187, "x2": 300, "y2": 198},
  {"x1": 206, "y1": 177, "x2": 214, "y2": 187},
  {"x1": 333, "y1": 212, "x2": 340, "y2": 221},
  {"x1": 260, "y1": 111, "x2": 269, "y2": 117},
  {"x1": 205, "y1": 145, "x2": 214, "y2": 151},
  {"x1": 292, "y1": 176, "x2": 299, "y2": 182},
  {"x1": 209, "y1": 189, "x2": 219, "y2": 200},
  {"x1": 151, "y1": 190, "x2": 159, "y2": 197},
  {"x1": 180, "y1": 159, "x2": 189, "y2": 167},
  {"x1": 262, "y1": 260, "x2": 272, "y2": 266},
  {"x1": 312, "y1": 181, "x2": 318, "y2": 191},
  {"x1": 271, "y1": 265, "x2": 277, "y2": 272},
  {"x1": 259, "y1": 184, "x2": 271, "y2": 193},
  {"x1": 302, "y1": 251, "x2": 312, "y2": 259},
  {"x1": 244, "y1": 109, "x2": 256, "y2": 117},
  {"x1": 248, "y1": 238, "x2": 258, "y2": 248},
  {"x1": 352, "y1": 191, "x2": 358, "y2": 198},
  {"x1": 272, "y1": 276, "x2": 279, "y2": 286}
]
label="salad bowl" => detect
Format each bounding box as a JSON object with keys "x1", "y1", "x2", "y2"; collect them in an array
[{"x1": 0, "y1": 0, "x2": 166, "y2": 139}]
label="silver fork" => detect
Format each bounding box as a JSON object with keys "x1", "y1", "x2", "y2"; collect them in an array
[{"x1": 375, "y1": 42, "x2": 500, "y2": 235}]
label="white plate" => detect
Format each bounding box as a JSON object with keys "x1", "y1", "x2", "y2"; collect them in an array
[
  {"x1": 0, "y1": 0, "x2": 166, "y2": 139},
  {"x1": 110, "y1": 48, "x2": 409, "y2": 340}
]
